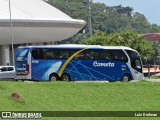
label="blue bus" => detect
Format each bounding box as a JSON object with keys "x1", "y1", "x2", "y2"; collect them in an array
[{"x1": 15, "y1": 44, "x2": 143, "y2": 82}]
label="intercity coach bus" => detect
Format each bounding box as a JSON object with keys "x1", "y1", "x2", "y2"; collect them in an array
[{"x1": 15, "y1": 44, "x2": 143, "y2": 82}]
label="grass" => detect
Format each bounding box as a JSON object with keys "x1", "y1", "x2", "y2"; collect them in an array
[
  {"x1": 0, "y1": 80, "x2": 160, "y2": 120},
  {"x1": 151, "y1": 76, "x2": 160, "y2": 79}
]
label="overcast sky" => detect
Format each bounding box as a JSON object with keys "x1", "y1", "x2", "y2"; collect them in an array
[{"x1": 93, "y1": 0, "x2": 160, "y2": 25}]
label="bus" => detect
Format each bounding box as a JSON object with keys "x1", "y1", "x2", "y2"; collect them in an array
[{"x1": 15, "y1": 44, "x2": 143, "y2": 82}]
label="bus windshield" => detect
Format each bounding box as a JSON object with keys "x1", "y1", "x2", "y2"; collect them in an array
[{"x1": 126, "y1": 50, "x2": 142, "y2": 73}]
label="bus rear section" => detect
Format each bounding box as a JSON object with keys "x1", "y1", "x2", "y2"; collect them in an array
[{"x1": 15, "y1": 48, "x2": 31, "y2": 80}]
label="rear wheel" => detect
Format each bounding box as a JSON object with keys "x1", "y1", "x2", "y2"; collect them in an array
[
  {"x1": 49, "y1": 74, "x2": 58, "y2": 81},
  {"x1": 61, "y1": 74, "x2": 70, "y2": 82},
  {"x1": 122, "y1": 74, "x2": 130, "y2": 82}
]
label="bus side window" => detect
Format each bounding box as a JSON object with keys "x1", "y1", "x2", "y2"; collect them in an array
[
  {"x1": 112, "y1": 50, "x2": 128, "y2": 62},
  {"x1": 70, "y1": 49, "x2": 85, "y2": 60},
  {"x1": 100, "y1": 50, "x2": 114, "y2": 60},
  {"x1": 42, "y1": 49, "x2": 55, "y2": 59},
  {"x1": 85, "y1": 50, "x2": 99, "y2": 60},
  {"x1": 32, "y1": 49, "x2": 38, "y2": 59},
  {"x1": 55, "y1": 50, "x2": 69, "y2": 60},
  {"x1": 45, "y1": 52, "x2": 54, "y2": 59},
  {"x1": 32, "y1": 48, "x2": 44, "y2": 59},
  {"x1": 75, "y1": 52, "x2": 84, "y2": 60}
]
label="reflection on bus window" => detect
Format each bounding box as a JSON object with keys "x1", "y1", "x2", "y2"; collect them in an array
[
  {"x1": 85, "y1": 50, "x2": 99, "y2": 60},
  {"x1": 55, "y1": 50, "x2": 69, "y2": 60}
]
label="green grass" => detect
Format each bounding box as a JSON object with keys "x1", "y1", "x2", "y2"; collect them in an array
[
  {"x1": 0, "y1": 81, "x2": 160, "y2": 120},
  {"x1": 151, "y1": 76, "x2": 160, "y2": 79}
]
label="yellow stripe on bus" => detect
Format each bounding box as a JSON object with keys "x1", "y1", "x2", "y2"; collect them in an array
[{"x1": 58, "y1": 48, "x2": 88, "y2": 77}]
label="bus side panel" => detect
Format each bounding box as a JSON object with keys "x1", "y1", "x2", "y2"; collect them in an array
[
  {"x1": 31, "y1": 60, "x2": 43, "y2": 80},
  {"x1": 64, "y1": 60, "x2": 133, "y2": 81},
  {"x1": 120, "y1": 64, "x2": 134, "y2": 80},
  {"x1": 31, "y1": 60, "x2": 63, "y2": 80}
]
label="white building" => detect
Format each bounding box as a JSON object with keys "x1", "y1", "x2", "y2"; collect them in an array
[{"x1": 0, "y1": 0, "x2": 86, "y2": 65}]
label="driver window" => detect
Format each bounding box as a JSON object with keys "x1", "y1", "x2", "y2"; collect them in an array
[{"x1": 135, "y1": 59, "x2": 141, "y2": 69}]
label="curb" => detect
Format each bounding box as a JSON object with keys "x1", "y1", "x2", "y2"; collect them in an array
[{"x1": 145, "y1": 79, "x2": 160, "y2": 82}]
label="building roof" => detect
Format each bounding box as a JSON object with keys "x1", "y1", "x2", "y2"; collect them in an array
[
  {"x1": 0, "y1": 0, "x2": 71, "y2": 20},
  {"x1": 142, "y1": 33, "x2": 160, "y2": 42},
  {"x1": 0, "y1": 0, "x2": 86, "y2": 45}
]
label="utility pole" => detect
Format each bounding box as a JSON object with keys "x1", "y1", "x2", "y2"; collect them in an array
[
  {"x1": 88, "y1": 0, "x2": 92, "y2": 36},
  {"x1": 9, "y1": 0, "x2": 15, "y2": 66}
]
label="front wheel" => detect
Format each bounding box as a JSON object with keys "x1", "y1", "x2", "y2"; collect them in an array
[
  {"x1": 122, "y1": 74, "x2": 130, "y2": 82},
  {"x1": 49, "y1": 74, "x2": 58, "y2": 81},
  {"x1": 61, "y1": 74, "x2": 70, "y2": 82}
]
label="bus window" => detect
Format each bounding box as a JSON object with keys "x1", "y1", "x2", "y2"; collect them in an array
[
  {"x1": 135, "y1": 59, "x2": 142, "y2": 69},
  {"x1": 32, "y1": 48, "x2": 44, "y2": 59},
  {"x1": 85, "y1": 50, "x2": 99, "y2": 60},
  {"x1": 112, "y1": 50, "x2": 128, "y2": 62},
  {"x1": 100, "y1": 50, "x2": 114, "y2": 60},
  {"x1": 70, "y1": 50, "x2": 78, "y2": 56},
  {"x1": 70, "y1": 49, "x2": 84, "y2": 60},
  {"x1": 43, "y1": 49, "x2": 55, "y2": 59},
  {"x1": 55, "y1": 49, "x2": 69, "y2": 60},
  {"x1": 71, "y1": 50, "x2": 84, "y2": 60},
  {"x1": 126, "y1": 50, "x2": 142, "y2": 73}
]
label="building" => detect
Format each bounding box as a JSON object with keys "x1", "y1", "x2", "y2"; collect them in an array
[
  {"x1": 142, "y1": 33, "x2": 160, "y2": 42},
  {"x1": 0, "y1": 0, "x2": 86, "y2": 65},
  {"x1": 142, "y1": 33, "x2": 160, "y2": 76}
]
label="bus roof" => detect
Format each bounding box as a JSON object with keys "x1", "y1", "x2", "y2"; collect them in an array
[{"x1": 18, "y1": 44, "x2": 135, "y2": 51}]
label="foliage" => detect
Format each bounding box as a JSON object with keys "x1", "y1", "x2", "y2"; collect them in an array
[
  {"x1": 46, "y1": 0, "x2": 160, "y2": 41},
  {"x1": 82, "y1": 31, "x2": 107, "y2": 45},
  {"x1": 55, "y1": 33, "x2": 87, "y2": 44},
  {"x1": 47, "y1": 0, "x2": 160, "y2": 34},
  {"x1": 47, "y1": 0, "x2": 88, "y2": 21},
  {"x1": 45, "y1": 0, "x2": 159, "y2": 62},
  {"x1": 83, "y1": 30, "x2": 154, "y2": 59},
  {"x1": 152, "y1": 42, "x2": 160, "y2": 64}
]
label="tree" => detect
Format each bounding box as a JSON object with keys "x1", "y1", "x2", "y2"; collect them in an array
[
  {"x1": 82, "y1": 31, "x2": 107, "y2": 45},
  {"x1": 152, "y1": 42, "x2": 160, "y2": 64},
  {"x1": 45, "y1": 0, "x2": 160, "y2": 56},
  {"x1": 46, "y1": 0, "x2": 160, "y2": 35},
  {"x1": 56, "y1": 33, "x2": 87, "y2": 44},
  {"x1": 83, "y1": 30, "x2": 154, "y2": 59},
  {"x1": 113, "y1": 5, "x2": 133, "y2": 16}
]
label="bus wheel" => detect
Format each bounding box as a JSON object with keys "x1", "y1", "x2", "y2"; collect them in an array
[
  {"x1": 122, "y1": 74, "x2": 130, "y2": 82},
  {"x1": 49, "y1": 74, "x2": 58, "y2": 81},
  {"x1": 61, "y1": 74, "x2": 70, "y2": 82}
]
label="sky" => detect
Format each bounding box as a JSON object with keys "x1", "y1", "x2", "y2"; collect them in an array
[{"x1": 93, "y1": 0, "x2": 160, "y2": 25}]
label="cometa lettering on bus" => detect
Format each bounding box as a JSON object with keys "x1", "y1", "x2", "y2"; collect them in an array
[{"x1": 93, "y1": 61, "x2": 115, "y2": 67}]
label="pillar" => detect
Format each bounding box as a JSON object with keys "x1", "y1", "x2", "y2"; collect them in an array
[{"x1": 0, "y1": 45, "x2": 10, "y2": 65}]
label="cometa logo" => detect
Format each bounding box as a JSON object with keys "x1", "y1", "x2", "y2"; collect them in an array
[
  {"x1": 16, "y1": 67, "x2": 26, "y2": 71},
  {"x1": 93, "y1": 61, "x2": 115, "y2": 67}
]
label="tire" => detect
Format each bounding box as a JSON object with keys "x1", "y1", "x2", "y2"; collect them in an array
[
  {"x1": 61, "y1": 74, "x2": 70, "y2": 82},
  {"x1": 49, "y1": 74, "x2": 58, "y2": 81},
  {"x1": 122, "y1": 74, "x2": 130, "y2": 82}
]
